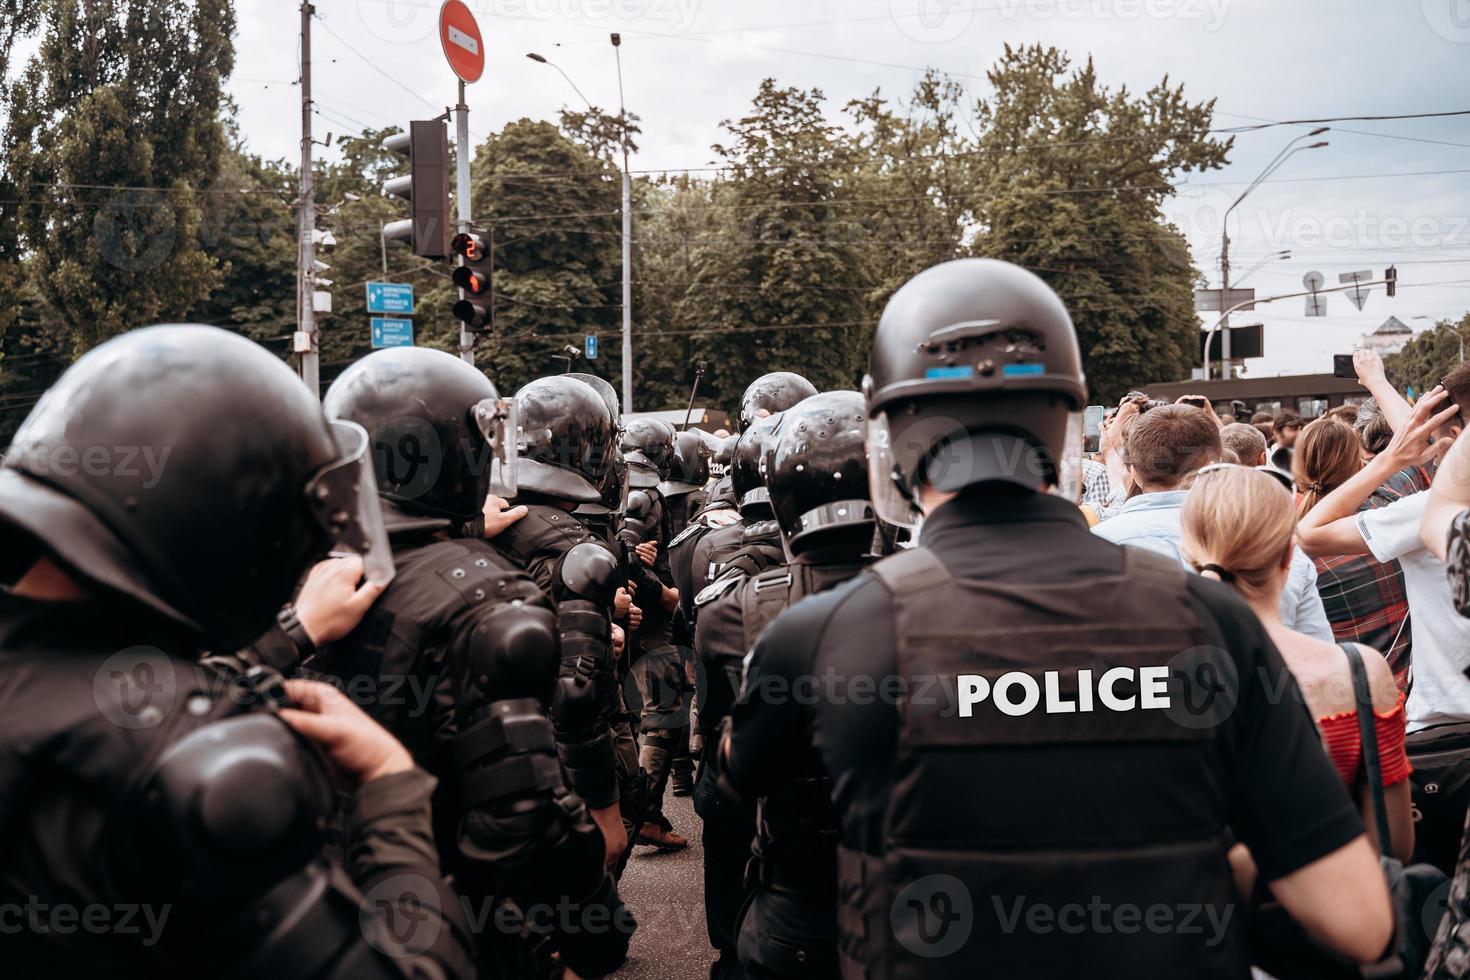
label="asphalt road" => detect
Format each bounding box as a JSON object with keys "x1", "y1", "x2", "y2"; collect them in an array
[{"x1": 612, "y1": 792, "x2": 715, "y2": 980}]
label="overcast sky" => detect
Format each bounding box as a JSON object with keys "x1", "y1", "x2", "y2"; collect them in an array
[{"x1": 227, "y1": 0, "x2": 1470, "y2": 380}]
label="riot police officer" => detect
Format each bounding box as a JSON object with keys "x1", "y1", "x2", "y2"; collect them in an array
[
  {"x1": 568, "y1": 373, "x2": 625, "y2": 541},
  {"x1": 697, "y1": 372, "x2": 816, "y2": 517},
  {"x1": 489, "y1": 376, "x2": 645, "y2": 874},
  {"x1": 619, "y1": 418, "x2": 689, "y2": 851},
  {"x1": 660, "y1": 429, "x2": 713, "y2": 797},
  {"x1": 0, "y1": 325, "x2": 474, "y2": 979},
  {"x1": 690, "y1": 414, "x2": 788, "y2": 599},
  {"x1": 718, "y1": 259, "x2": 1394, "y2": 977},
  {"x1": 705, "y1": 390, "x2": 878, "y2": 980},
  {"x1": 316, "y1": 347, "x2": 632, "y2": 978}
]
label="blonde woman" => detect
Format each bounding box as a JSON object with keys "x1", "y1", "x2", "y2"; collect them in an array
[{"x1": 1181, "y1": 464, "x2": 1413, "y2": 862}]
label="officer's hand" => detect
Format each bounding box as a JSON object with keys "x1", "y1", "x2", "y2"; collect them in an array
[
  {"x1": 705, "y1": 508, "x2": 740, "y2": 528},
  {"x1": 661, "y1": 586, "x2": 679, "y2": 613},
  {"x1": 279, "y1": 680, "x2": 414, "y2": 788},
  {"x1": 626, "y1": 603, "x2": 643, "y2": 631},
  {"x1": 589, "y1": 803, "x2": 627, "y2": 870},
  {"x1": 483, "y1": 494, "x2": 529, "y2": 540},
  {"x1": 294, "y1": 555, "x2": 386, "y2": 646},
  {"x1": 635, "y1": 540, "x2": 658, "y2": 567},
  {"x1": 614, "y1": 586, "x2": 634, "y2": 618},
  {"x1": 611, "y1": 623, "x2": 625, "y2": 660}
]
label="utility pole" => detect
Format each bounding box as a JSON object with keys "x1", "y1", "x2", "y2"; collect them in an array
[
  {"x1": 613, "y1": 33, "x2": 632, "y2": 413},
  {"x1": 296, "y1": 0, "x2": 318, "y2": 393},
  {"x1": 1218, "y1": 238, "x2": 1231, "y2": 381},
  {"x1": 455, "y1": 80, "x2": 474, "y2": 365}
]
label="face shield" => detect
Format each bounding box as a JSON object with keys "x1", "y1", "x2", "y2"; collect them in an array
[
  {"x1": 307, "y1": 420, "x2": 395, "y2": 586},
  {"x1": 473, "y1": 397, "x2": 519, "y2": 498},
  {"x1": 865, "y1": 411, "x2": 923, "y2": 530},
  {"x1": 1050, "y1": 410, "x2": 1084, "y2": 505}
]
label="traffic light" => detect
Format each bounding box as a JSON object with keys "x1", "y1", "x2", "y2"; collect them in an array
[
  {"x1": 381, "y1": 120, "x2": 450, "y2": 259},
  {"x1": 1385, "y1": 265, "x2": 1398, "y2": 298},
  {"x1": 451, "y1": 227, "x2": 493, "y2": 332}
]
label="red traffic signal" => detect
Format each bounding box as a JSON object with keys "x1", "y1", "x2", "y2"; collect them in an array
[{"x1": 451, "y1": 228, "x2": 492, "y2": 331}]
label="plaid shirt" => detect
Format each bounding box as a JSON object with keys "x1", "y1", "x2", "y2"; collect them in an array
[{"x1": 1312, "y1": 464, "x2": 1432, "y2": 689}]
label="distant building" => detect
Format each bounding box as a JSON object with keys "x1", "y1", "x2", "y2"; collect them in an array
[{"x1": 1359, "y1": 315, "x2": 1413, "y2": 354}]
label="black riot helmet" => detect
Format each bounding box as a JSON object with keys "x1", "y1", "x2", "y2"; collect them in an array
[
  {"x1": 515, "y1": 376, "x2": 615, "y2": 504},
  {"x1": 739, "y1": 372, "x2": 817, "y2": 429},
  {"x1": 322, "y1": 346, "x2": 517, "y2": 528},
  {"x1": 661, "y1": 430, "x2": 712, "y2": 497},
  {"x1": 566, "y1": 372, "x2": 621, "y2": 426},
  {"x1": 863, "y1": 258, "x2": 1087, "y2": 528},
  {"x1": 621, "y1": 417, "x2": 676, "y2": 489},
  {"x1": 0, "y1": 325, "x2": 392, "y2": 649},
  {"x1": 731, "y1": 413, "x2": 784, "y2": 517},
  {"x1": 764, "y1": 391, "x2": 875, "y2": 555}
]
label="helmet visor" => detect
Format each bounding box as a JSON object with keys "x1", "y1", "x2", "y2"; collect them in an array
[
  {"x1": 1050, "y1": 410, "x2": 1084, "y2": 505},
  {"x1": 865, "y1": 411, "x2": 923, "y2": 530},
  {"x1": 308, "y1": 420, "x2": 396, "y2": 586},
  {"x1": 473, "y1": 397, "x2": 520, "y2": 498}
]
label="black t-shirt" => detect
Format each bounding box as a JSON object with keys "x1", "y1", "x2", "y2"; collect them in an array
[{"x1": 726, "y1": 487, "x2": 1363, "y2": 883}]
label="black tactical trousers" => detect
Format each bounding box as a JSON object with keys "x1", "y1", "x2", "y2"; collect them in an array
[
  {"x1": 694, "y1": 758, "x2": 755, "y2": 980},
  {"x1": 736, "y1": 885, "x2": 839, "y2": 980}
]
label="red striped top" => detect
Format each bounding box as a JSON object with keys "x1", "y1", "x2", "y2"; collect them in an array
[{"x1": 1316, "y1": 693, "x2": 1412, "y2": 787}]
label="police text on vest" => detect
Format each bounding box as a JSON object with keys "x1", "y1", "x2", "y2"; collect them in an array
[{"x1": 957, "y1": 667, "x2": 1171, "y2": 717}]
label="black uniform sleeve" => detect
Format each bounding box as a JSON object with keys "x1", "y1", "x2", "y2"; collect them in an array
[
  {"x1": 343, "y1": 768, "x2": 477, "y2": 980},
  {"x1": 1195, "y1": 580, "x2": 1366, "y2": 881},
  {"x1": 722, "y1": 586, "x2": 837, "y2": 801}
]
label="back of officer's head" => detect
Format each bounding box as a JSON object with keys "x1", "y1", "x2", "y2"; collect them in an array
[
  {"x1": 1125, "y1": 405, "x2": 1221, "y2": 492},
  {"x1": 1181, "y1": 466, "x2": 1295, "y2": 603}
]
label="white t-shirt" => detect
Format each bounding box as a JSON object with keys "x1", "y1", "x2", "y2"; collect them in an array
[{"x1": 1358, "y1": 490, "x2": 1470, "y2": 730}]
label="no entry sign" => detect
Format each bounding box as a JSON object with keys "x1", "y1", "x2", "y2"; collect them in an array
[{"x1": 439, "y1": 0, "x2": 484, "y2": 83}]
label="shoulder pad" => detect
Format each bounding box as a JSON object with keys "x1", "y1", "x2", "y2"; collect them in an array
[
  {"x1": 117, "y1": 713, "x2": 335, "y2": 899},
  {"x1": 694, "y1": 574, "x2": 741, "y2": 608},
  {"x1": 424, "y1": 540, "x2": 537, "y2": 603},
  {"x1": 669, "y1": 520, "x2": 706, "y2": 550}
]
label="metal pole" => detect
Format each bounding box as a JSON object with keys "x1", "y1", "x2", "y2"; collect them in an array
[
  {"x1": 298, "y1": 0, "x2": 318, "y2": 393},
  {"x1": 1219, "y1": 233, "x2": 1231, "y2": 381},
  {"x1": 455, "y1": 79, "x2": 474, "y2": 365},
  {"x1": 614, "y1": 36, "x2": 632, "y2": 413},
  {"x1": 380, "y1": 226, "x2": 387, "y2": 276}
]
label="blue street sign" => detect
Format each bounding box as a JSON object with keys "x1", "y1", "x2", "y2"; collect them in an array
[
  {"x1": 585, "y1": 334, "x2": 598, "y2": 360},
  {"x1": 371, "y1": 317, "x2": 414, "y2": 348},
  {"x1": 366, "y1": 281, "x2": 415, "y2": 314}
]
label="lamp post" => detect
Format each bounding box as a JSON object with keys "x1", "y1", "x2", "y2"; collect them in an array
[
  {"x1": 525, "y1": 43, "x2": 635, "y2": 412},
  {"x1": 1217, "y1": 130, "x2": 1328, "y2": 378}
]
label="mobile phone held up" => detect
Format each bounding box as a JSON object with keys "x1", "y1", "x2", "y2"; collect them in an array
[
  {"x1": 1083, "y1": 404, "x2": 1105, "y2": 455},
  {"x1": 1333, "y1": 354, "x2": 1356, "y2": 380}
]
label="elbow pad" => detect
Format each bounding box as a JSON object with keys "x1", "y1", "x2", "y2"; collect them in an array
[{"x1": 557, "y1": 542, "x2": 620, "y2": 607}]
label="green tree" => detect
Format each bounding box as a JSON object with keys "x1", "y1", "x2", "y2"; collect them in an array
[
  {"x1": 5, "y1": 0, "x2": 236, "y2": 351},
  {"x1": 469, "y1": 118, "x2": 622, "y2": 393},
  {"x1": 673, "y1": 80, "x2": 873, "y2": 411},
  {"x1": 1386, "y1": 315, "x2": 1470, "y2": 395},
  {"x1": 968, "y1": 45, "x2": 1230, "y2": 402}
]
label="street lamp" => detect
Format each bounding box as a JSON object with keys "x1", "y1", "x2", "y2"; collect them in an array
[
  {"x1": 1416, "y1": 315, "x2": 1464, "y2": 363},
  {"x1": 526, "y1": 42, "x2": 636, "y2": 413},
  {"x1": 611, "y1": 33, "x2": 633, "y2": 414},
  {"x1": 1217, "y1": 129, "x2": 1328, "y2": 378},
  {"x1": 525, "y1": 52, "x2": 594, "y2": 110}
]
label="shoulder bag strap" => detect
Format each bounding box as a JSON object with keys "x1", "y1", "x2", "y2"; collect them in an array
[{"x1": 1344, "y1": 642, "x2": 1394, "y2": 855}]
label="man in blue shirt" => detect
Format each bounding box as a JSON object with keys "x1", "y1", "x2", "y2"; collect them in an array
[{"x1": 1094, "y1": 404, "x2": 1333, "y2": 642}]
